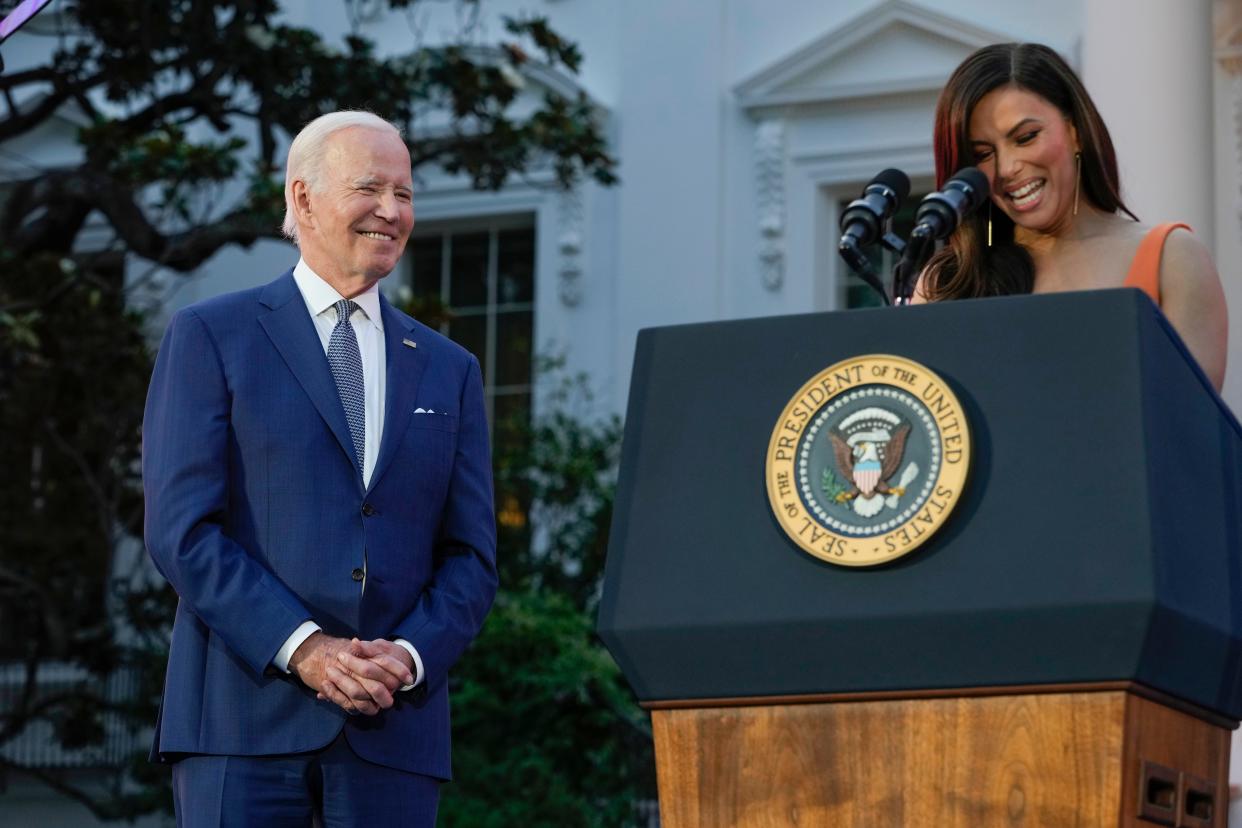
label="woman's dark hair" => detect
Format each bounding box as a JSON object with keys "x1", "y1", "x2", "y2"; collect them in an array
[{"x1": 922, "y1": 43, "x2": 1137, "y2": 300}]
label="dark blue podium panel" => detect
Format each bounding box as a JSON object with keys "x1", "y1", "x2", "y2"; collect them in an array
[{"x1": 597, "y1": 289, "x2": 1242, "y2": 719}]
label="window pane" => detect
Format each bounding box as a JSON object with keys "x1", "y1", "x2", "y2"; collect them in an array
[
  {"x1": 449, "y1": 232, "x2": 489, "y2": 307},
  {"x1": 409, "y1": 237, "x2": 442, "y2": 298},
  {"x1": 495, "y1": 310, "x2": 533, "y2": 388},
  {"x1": 497, "y1": 227, "x2": 535, "y2": 305},
  {"x1": 448, "y1": 312, "x2": 488, "y2": 379}
]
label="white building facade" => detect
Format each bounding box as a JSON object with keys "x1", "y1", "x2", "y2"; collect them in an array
[{"x1": 211, "y1": 0, "x2": 1242, "y2": 418}]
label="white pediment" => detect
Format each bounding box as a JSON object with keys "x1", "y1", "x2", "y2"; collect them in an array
[{"x1": 735, "y1": 0, "x2": 1015, "y2": 112}]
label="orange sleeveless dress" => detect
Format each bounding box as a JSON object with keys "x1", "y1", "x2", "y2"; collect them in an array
[{"x1": 1121, "y1": 222, "x2": 1190, "y2": 306}]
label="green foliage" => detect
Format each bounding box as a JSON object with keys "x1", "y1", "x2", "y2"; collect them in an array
[
  {"x1": 505, "y1": 17, "x2": 583, "y2": 73},
  {"x1": 3, "y1": 0, "x2": 616, "y2": 269},
  {"x1": 439, "y1": 363, "x2": 653, "y2": 825},
  {"x1": 0, "y1": 254, "x2": 148, "y2": 666},
  {"x1": 493, "y1": 364, "x2": 623, "y2": 609},
  {"x1": 84, "y1": 123, "x2": 246, "y2": 186},
  {"x1": 443, "y1": 591, "x2": 654, "y2": 827},
  {"x1": 0, "y1": 251, "x2": 172, "y2": 817}
]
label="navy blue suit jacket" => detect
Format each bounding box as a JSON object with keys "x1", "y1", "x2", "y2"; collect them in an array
[{"x1": 142, "y1": 270, "x2": 497, "y2": 779}]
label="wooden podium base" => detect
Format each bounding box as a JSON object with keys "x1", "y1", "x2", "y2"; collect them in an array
[{"x1": 648, "y1": 685, "x2": 1233, "y2": 827}]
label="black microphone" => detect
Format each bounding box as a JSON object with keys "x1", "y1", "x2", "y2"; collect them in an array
[
  {"x1": 838, "y1": 169, "x2": 910, "y2": 305},
  {"x1": 892, "y1": 167, "x2": 991, "y2": 305},
  {"x1": 838, "y1": 168, "x2": 911, "y2": 249},
  {"x1": 909, "y1": 166, "x2": 990, "y2": 241}
]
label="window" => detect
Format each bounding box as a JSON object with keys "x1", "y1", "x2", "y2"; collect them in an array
[
  {"x1": 406, "y1": 215, "x2": 535, "y2": 455},
  {"x1": 840, "y1": 192, "x2": 926, "y2": 309}
]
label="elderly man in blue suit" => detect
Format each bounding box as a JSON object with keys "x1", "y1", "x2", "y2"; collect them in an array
[{"x1": 142, "y1": 110, "x2": 497, "y2": 826}]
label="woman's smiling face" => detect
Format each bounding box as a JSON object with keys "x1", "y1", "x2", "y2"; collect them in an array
[{"x1": 968, "y1": 84, "x2": 1081, "y2": 236}]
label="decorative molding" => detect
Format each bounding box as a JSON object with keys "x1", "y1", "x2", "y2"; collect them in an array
[
  {"x1": 755, "y1": 119, "x2": 786, "y2": 291},
  {"x1": 556, "y1": 186, "x2": 584, "y2": 307},
  {"x1": 410, "y1": 183, "x2": 550, "y2": 223},
  {"x1": 734, "y1": 0, "x2": 1014, "y2": 115},
  {"x1": 791, "y1": 139, "x2": 933, "y2": 177}
]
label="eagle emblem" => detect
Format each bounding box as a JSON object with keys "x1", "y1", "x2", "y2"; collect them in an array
[
  {"x1": 768, "y1": 355, "x2": 971, "y2": 566},
  {"x1": 829, "y1": 407, "x2": 920, "y2": 518}
]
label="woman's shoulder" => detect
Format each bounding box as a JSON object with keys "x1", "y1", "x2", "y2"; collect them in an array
[
  {"x1": 1140, "y1": 220, "x2": 1227, "y2": 391},
  {"x1": 1119, "y1": 219, "x2": 1205, "y2": 249},
  {"x1": 1154, "y1": 223, "x2": 1216, "y2": 286},
  {"x1": 1113, "y1": 220, "x2": 1206, "y2": 296},
  {"x1": 1152, "y1": 221, "x2": 1208, "y2": 256},
  {"x1": 1119, "y1": 220, "x2": 1212, "y2": 278},
  {"x1": 1124, "y1": 219, "x2": 1220, "y2": 317}
]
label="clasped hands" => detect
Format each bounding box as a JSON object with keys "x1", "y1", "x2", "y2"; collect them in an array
[{"x1": 289, "y1": 632, "x2": 415, "y2": 716}]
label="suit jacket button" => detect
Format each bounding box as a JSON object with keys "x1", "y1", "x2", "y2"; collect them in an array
[
  {"x1": 361, "y1": 503, "x2": 376, "y2": 516},
  {"x1": 351, "y1": 568, "x2": 364, "y2": 582}
]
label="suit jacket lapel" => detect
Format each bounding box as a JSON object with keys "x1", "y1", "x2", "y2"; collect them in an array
[
  {"x1": 257, "y1": 272, "x2": 362, "y2": 486},
  {"x1": 369, "y1": 295, "x2": 428, "y2": 493}
]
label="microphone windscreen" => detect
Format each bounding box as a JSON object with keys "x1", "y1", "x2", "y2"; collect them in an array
[
  {"x1": 950, "y1": 166, "x2": 990, "y2": 209},
  {"x1": 874, "y1": 168, "x2": 912, "y2": 204}
]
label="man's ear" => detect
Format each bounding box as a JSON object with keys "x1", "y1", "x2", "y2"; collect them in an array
[{"x1": 292, "y1": 179, "x2": 315, "y2": 230}]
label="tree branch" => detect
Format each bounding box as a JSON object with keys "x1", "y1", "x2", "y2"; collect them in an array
[
  {"x1": 7, "y1": 166, "x2": 283, "y2": 268},
  {"x1": 0, "y1": 66, "x2": 114, "y2": 144},
  {"x1": 0, "y1": 88, "x2": 77, "y2": 144},
  {"x1": 0, "y1": 65, "x2": 59, "y2": 92},
  {"x1": 113, "y1": 64, "x2": 234, "y2": 136}
]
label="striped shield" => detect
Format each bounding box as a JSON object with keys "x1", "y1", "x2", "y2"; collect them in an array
[{"x1": 853, "y1": 459, "x2": 881, "y2": 496}]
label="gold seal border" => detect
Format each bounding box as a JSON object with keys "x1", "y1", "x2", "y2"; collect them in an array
[{"x1": 765, "y1": 354, "x2": 971, "y2": 567}]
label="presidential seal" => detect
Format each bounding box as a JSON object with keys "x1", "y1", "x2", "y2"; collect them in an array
[{"x1": 765, "y1": 355, "x2": 970, "y2": 566}]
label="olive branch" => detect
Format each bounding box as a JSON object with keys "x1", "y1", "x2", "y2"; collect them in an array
[{"x1": 820, "y1": 468, "x2": 849, "y2": 502}]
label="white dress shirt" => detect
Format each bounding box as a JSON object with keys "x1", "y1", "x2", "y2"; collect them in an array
[{"x1": 272, "y1": 259, "x2": 423, "y2": 689}]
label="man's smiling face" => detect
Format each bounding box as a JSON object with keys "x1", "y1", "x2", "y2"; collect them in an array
[{"x1": 298, "y1": 126, "x2": 414, "y2": 290}]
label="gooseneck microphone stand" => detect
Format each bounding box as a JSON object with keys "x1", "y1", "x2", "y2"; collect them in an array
[
  {"x1": 838, "y1": 231, "x2": 904, "y2": 307},
  {"x1": 891, "y1": 166, "x2": 991, "y2": 306},
  {"x1": 891, "y1": 227, "x2": 934, "y2": 306}
]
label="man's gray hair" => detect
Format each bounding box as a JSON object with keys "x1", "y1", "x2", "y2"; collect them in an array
[{"x1": 281, "y1": 111, "x2": 404, "y2": 243}]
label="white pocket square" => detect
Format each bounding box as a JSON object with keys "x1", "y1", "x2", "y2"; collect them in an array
[{"x1": 414, "y1": 407, "x2": 436, "y2": 414}]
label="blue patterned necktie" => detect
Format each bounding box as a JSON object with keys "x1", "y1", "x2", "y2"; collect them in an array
[{"x1": 327, "y1": 299, "x2": 365, "y2": 475}]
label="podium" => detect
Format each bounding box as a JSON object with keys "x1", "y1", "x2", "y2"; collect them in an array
[{"x1": 598, "y1": 290, "x2": 1242, "y2": 827}]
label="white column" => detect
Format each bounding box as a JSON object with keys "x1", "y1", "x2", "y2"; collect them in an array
[
  {"x1": 1083, "y1": 0, "x2": 1214, "y2": 250},
  {"x1": 1215, "y1": 0, "x2": 1242, "y2": 414}
]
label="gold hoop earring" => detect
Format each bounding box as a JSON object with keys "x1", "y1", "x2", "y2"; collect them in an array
[
  {"x1": 987, "y1": 200, "x2": 993, "y2": 247},
  {"x1": 1073, "y1": 151, "x2": 1081, "y2": 216}
]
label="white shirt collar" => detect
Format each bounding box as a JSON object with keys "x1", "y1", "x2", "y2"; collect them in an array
[{"x1": 292, "y1": 258, "x2": 384, "y2": 331}]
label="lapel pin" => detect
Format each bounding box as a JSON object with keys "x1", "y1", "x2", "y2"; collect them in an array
[{"x1": 402, "y1": 338, "x2": 417, "y2": 349}]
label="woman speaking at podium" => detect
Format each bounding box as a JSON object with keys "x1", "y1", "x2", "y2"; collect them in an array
[{"x1": 915, "y1": 43, "x2": 1228, "y2": 391}]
